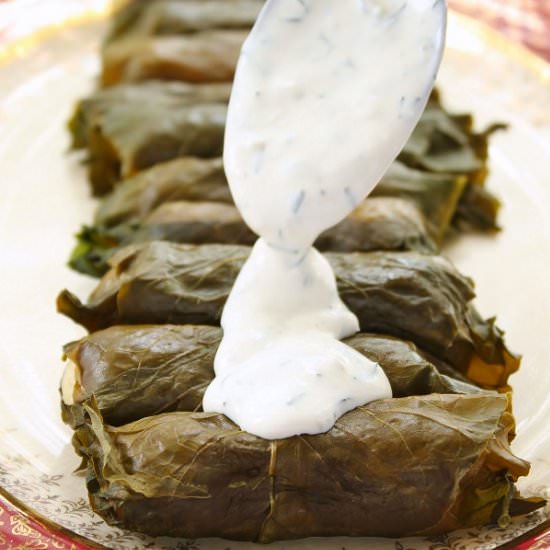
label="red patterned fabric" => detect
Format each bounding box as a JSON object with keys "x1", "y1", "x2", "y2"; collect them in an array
[
  {"x1": 513, "y1": 529, "x2": 550, "y2": 550},
  {"x1": 450, "y1": 0, "x2": 550, "y2": 61},
  {"x1": 0, "y1": 494, "x2": 93, "y2": 549}
]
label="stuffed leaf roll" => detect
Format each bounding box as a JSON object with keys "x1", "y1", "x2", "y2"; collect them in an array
[
  {"x1": 68, "y1": 81, "x2": 230, "y2": 195},
  {"x1": 70, "y1": 201, "x2": 256, "y2": 278},
  {"x1": 57, "y1": 242, "x2": 519, "y2": 390},
  {"x1": 69, "y1": 197, "x2": 437, "y2": 277},
  {"x1": 373, "y1": 161, "x2": 467, "y2": 242},
  {"x1": 104, "y1": 0, "x2": 263, "y2": 44},
  {"x1": 61, "y1": 324, "x2": 219, "y2": 429},
  {"x1": 69, "y1": 81, "x2": 232, "y2": 149},
  {"x1": 102, "y1": 29, "x2": 248, "y2": 86},
  {"x1": 101, "y1": 0, "x2": 263, "y2": 86},
  {"x1": 61, "y1": 324, "x2": 483, "y2": 430},
  {"x1": 88, "y1": 101, "x2": 226, "y2": 195},
  {"x1": 399, "y1": 91, "x2": 500, "y2": 183},
  {"x1": 397, "y1": 90, "x2": 505, "y2": 231},
  {"x1": 94, "y1": 157, "x2": 231, "y2": 227},
  {"x1": 93, "y1": 155, "x2": 464, "y2": 243},
  {"x1": 76, "y1": 393, "x2": 536, "y2": 541}
]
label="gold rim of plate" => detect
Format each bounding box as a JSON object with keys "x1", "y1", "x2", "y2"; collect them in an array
[
  {"x1": 0, "y1": 484, "x2": 109, "y2": 549},
  {"x1": 0, "y1": 2, "x2": 548, "y2": 547}
]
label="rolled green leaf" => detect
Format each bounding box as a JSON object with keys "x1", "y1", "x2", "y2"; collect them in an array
[
  {"x1": 61, "y1": 324, "x2": 219, "y2": 429},
  {"x1": 71, "y1": 83, "x2": 229, "y2": 195},
  {"x1": 69, "y1": 201, "x2": 255, "y2": 278},
  {"x1": 91, "y1": 102, "x2": 226, "y2": 196},
  {"x1": 60, "y1": 324, "x2": 483, "y2": 429},
  {"x1": 57, "y1": 242, "x2": 519, "y2": 390},
  {"x1": 454, "y1": 183, "x2": 502, "y2": 232},
  {"x1": 68, "y1": 81, "x2": 232, "y2": 150},
  {"x1": 400, "y1": 91, "x2": 500, "y2": 183},
  {"x1": 104, "y1": 0, "x2": 263, "y2": 45},
  {"x1": 94, "y1": 154, "x2": 464, "y2": 242},
  {"x1": 398, "y1": 90, "x2": 505, "y2": 231},
  {"x1": 69, "y1": 197, "x2": 437, "y2": 277},
  {"x1": 91, "y1": 156, "x2": 471, "y2": 243},
  {"x1": 94, "y1": 157, "x2": 231, "y2": 227},
  {"x1": 373, "y1": 161, "x2": 467, "y2": 242},
  {"x1": 101, "y1": 0, "x2": 263, "y2": 86},
  {"x1": 101, "y1": 29, "x2": 248, "y2": 86},
  {"x1": 70, "y1": 81, "x2": 503, "y2": 223},
  {"x1": 76, "y1": 393, "x2": 536, "y2": 541},
  {"x1": 318, "y1": 197, "x2": 437, "y2": 253}
]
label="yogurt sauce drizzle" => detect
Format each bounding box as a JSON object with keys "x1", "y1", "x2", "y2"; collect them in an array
[{"x1": 203, "y1": 0, "x2": 447, "y2": 439}]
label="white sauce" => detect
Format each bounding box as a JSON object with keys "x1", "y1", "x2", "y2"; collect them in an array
[{"x1": 203, "y1": 0, "x2": 446, "y2": 439}]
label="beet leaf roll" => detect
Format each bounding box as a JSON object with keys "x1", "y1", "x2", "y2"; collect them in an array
[
  {"x1": 58, "y1": 242, "x2": 519, "y2": 391},
  {"x1": 74, "y1": 392, "x2": 540, "y2": 542},
  {"x1": 94, "y1": 157, "x2": 231, "y2": 227},
  {"x1": 102, "y1": 30, "x2": 247, "y2": 86},
  {"x1": 104, "y1": 0, "x2": 263, "y2": 45},
  {"x1": 69, "y1": 197, "x2": 437, "y2": 277},
  {"x1": 69, "y1": 82, "x2": 229, "y2": 195},
  {"x1": 61, "y1": 324, "x2": 485, "y2": 430}
]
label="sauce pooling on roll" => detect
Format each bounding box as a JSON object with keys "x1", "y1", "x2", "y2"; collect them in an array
[{"x1": 203, "y1": 0, "x2": 447, "y2": 439}]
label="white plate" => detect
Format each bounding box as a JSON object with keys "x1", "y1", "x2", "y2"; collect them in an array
[{"x1": 0, "y1": 9, "x2": 549, "y2": 550}]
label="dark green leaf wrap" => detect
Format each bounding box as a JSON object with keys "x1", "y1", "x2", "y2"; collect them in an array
[
  {"x1": 61, "y1": 324, "x2": 484, "y2": 430},
  {"x1": 94, "y1": 157, "x2": 232, "y2": 227},
  {"x1": 101, "y1": 29, "x2": 248, "y2": 87},
  {"x1": 101, "y1": 0, "x2": 263, "y2": 85},
  {"x1": 104, "y1": 0, "x2": 263, "y2": 45},
  {"x1": 62, "y1": 324, "x2": 218, "y2": 429},
  {"x1": 398, "y1": 90, "x2": 505, "y2": 231},
  {"x1": 69, "y1": 81, "x2": 502, "y2": 234},
  {"x1": 76, "y1": 392, "x2": 535, "y2": 542},
  {"x1": 69, "y1": 82, "x2": 230, "y2": 195},
  {"x1": 69, "y1": 197, "x2": 437, "y2": 278},
  {"x1": 68, "y1": 81, "x2": 232, "y2": 150},
  {"x1": 57, "y1": 242, "x2": 519, "y2": 390},
  {"x1": 372, "y1": 162, "x2": 467, "y2": 242},
  {"x1": 93, "y1": 157, "x2": 463, "y2": 243}
]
